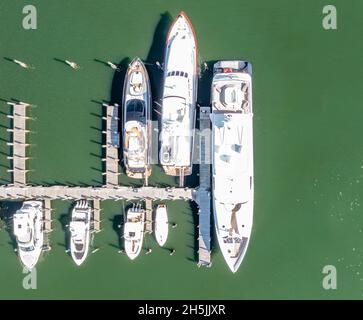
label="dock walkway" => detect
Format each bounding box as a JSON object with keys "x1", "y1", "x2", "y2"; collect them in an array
[
  {"x1": 103, "y1": 103, "x2": 119, "y2": 186},
  {"x1": 7, "y1": 103, "x2": 30, "y2": 186},
  {"x1": 196, "y1": 106, "x2": 212, "y2": 267}
]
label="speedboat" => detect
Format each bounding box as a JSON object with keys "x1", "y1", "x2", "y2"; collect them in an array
[
  {"x1": 211, "y1": 61, "x2": 254, "y2": 273},
  {"x1": 13, "y1": 201, "x2": 44, "y2": 270},
  {"x1": 123, "y1": 204, "x2": 145, "y2": 260},
  {"x1": 154, "y1": 204, "x2": 168, "y2": 246},
  {"x1": 159, "y1": 11, "x2": 198, "y2": 183},
  {"x1": 69, "y1": 200, "x2": 92, "y2": 266},
  {"x1": 122, "y1": 57, "x2": 152, "y2": 182}
]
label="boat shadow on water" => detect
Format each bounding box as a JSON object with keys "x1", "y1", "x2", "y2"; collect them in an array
[
  {"x1": 0, "y1": 201, "x2": 23, "y2": 252},
  {"x1": 58, "y1": 212, "x2": 71, "y2": 251}
]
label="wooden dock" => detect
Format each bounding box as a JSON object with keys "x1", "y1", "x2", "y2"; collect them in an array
[
  {"x1": 145, "y1": 199, "x2": 153, "y2": 233},
  {"x1": 102, "y1": 103, "x2": 119, "y2": 187},
  {"x1": 92, "y1": 199, "x2": 101, "y2": 233},
  {"x1": 196, "y1": 106, "x2": 212, "y2": 267},
  {"x1": 7, "y1": 103, "x2": 30, "y2": 186},
  {"x1": 0, "y1": 185, "x2": 194, "y2": 201},
  {"x1": 43, "y1": 199, "x2": 53, "y2": 250}
]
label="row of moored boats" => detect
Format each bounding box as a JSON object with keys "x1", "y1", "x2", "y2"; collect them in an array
[
  {"x1": 11, "y1": 11, "x2": 254, "y2": 273},
  {"x1": 12, "y1": 200, "x2": 169, "y2": 269}
]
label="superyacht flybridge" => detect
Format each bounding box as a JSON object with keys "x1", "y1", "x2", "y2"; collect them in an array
[
  {"x1": 122, "y1": 57, "x2": 152, "y2": 184},
  {"x1": 211, "y1": 61, "x2": 254, "y2": 273},
  {"x1": 13, "y1": 201, "x2": 44, "y2": 270},
  {"x1": 159, "y1": 11, "x2": 198, "y2": 185}
]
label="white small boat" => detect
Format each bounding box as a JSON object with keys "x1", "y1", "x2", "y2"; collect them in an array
[
  {"x1": 211, "y1": 61, "x2": 254, "y2": 273},
  {"x1": 69, "y1": 200, "x2": 92, "y2": 266},
  {"x1": 124, "y1": 204, "x2": 145, "y2": 260},
  {"x1": 13, "y1": 201, "x2": 44, "y2": 270},
  {"x1": 159, "y1": 11, "x2": 198, "y2": 179},
  {"x1": 154, "y1": 204, "x2": 168, "y2": 247}
]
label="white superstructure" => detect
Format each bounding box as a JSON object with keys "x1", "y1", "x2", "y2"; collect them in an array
[
  {"x1": 69, "y1": 200, "x2": 92, "y2": 266},
  {"x1": 211, "y1": 61, "x2": 254, "y2": 273},
  {"x1": 154, "y1": 204, "x2": 168, "y2": 247},
  {"x1": 13, "y1": 201, "x2": 44, "y2": 270},
  {"x1": 159, "y1": 12, "x2": 198, "y2": 179},
  {"x1": 123, "y1": 57, "x2": 152, "y2": 181},
  {"x1": 123, "y1": 204, "x2": 145, "y2": 260}
]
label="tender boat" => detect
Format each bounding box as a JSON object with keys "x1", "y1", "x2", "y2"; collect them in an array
[
  {"x1": 123, "y1": 204, "x2": 145, "y2": 260},
  {"x1": 69, "y1": 200, "x2": 92, "y2": 266},
  {"x1": 211, "y1": 61, "x2": 254, "y2": 273},
  {"x1": 159, "y1": 11, "x2": 198, "y2": 183},
  {"x1": 13, "y1": 201, "x2": 44, "y2": 270},
  {"x1": 154, "y1": 204, "x2": 168, "y2": 247},
  {"x1": 122, "y1": 57, "x2": 152, "y2": 183}
]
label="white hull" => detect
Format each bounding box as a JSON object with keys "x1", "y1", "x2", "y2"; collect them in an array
[
  {"x1": 211, "y1": 61, "x2": 254, "y2": 273},
  {"x1": 69, "y1": 200, "x2": 92, "y2": 266},
  {"x1": 13, "y1": 201, "x2": 44, "y2": 270},
  {"x1": 159, "y1": 12, "x2": 198, "y2": 176},
  {"x1": 124, "y1": 205, "x2": 145, "y2": 260},
  {"x1": 154, "y1": 204, "x2": 168, "y2": 247},
  {"x1": 122, "y1": 57, "x2": 152, "y2": 179}
]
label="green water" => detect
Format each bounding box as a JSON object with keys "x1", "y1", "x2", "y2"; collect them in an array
[{"x1": 0, "y1": 0, "x2": 363, "y2": 299}]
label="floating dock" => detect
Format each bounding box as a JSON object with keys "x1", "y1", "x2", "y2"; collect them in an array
[
  {"x1": 196, "y1": 106, "x2": 212, "y2": 267},
  {"x1": 43, "y1": 199, "x2": 53, "y2": 250},
  {"x1": 145, "y1": 198, "x2": 153, "y2": 233},
  {"x1": 0, "y1": 185, "x2": 194, "y2": 201},
  {"x1": 92, "y1": 199, "x2": 101, "y2": 233},
  {"x1": 102, "y1": 103, "x2": 120, "y2": 186},
  {"x1": 7, "y1": 103, "x2": 31, "y2": 186}
]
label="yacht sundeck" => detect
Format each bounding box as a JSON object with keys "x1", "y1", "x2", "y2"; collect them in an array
[
  {"x1": 159, "y1": 11, "x2": 198, "y2": 184},
  {"x1": 69, "y1": 200, "x2": 92, "y2": 266},
  {"x1": 123, "y1": 204, "x2": 145, "y2": 260},
  {"x1": 13, "y1": 201, "x2": 44, "y2": 270},
  {"x1": 211, "y1": 60, "x2": 254, "y2": 273},
  {"x1": 122, "y1": 57, "x2": 152, "y2": 183}
]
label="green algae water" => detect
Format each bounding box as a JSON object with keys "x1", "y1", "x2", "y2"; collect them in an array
[{"x1": 0, "y1": 0, "x2": 363, "y2": 299}]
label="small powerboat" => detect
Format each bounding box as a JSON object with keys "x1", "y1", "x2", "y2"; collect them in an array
[
  {"x1": 69, "y1": 200, "x2": 92, "y2": 266},
  {"x1": 154, "y1": 204, "x2": 168, "y2": 247},
  {"x1": 13, "y1": 201, "x2": 44, "y2": 270},
  {"x1": 124, "y1": 204, "x2": 145, "y2": 260}
]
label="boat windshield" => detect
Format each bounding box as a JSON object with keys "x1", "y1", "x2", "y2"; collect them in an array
[
  {"x1": 19, "y1": 245, "x2": 35, "y2": 252},
  {"x1": 126, "y1": 99, "x2": 145, "y2": 122}
]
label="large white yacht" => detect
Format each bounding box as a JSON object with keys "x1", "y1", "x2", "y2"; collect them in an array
[
  {"x1": 69, "y1": 200, "x2": 92, "y2": 266},
  {"x1": 123, "y1": 204, "x2": 145, "y2": 260},
  {"x1": 122, "y1": 57, "x2": 152, "y2": 183},
  {"x1": 211, "y1": 61, "x2": 254, "y2": 273},
  {"x1": 159, "y1": 11, "x2": 198, "y2": 183},
  {"x1": 13, "y1": 201, "x2": 44, "y2": 270}
]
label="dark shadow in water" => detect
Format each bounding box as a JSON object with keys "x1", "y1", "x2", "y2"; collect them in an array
[
  {"x1": 146, "y1": 11, "x2": 172, "y2": 120},
  {"x1": 111, "y1": 215, "x2": 124, "y2": 249},
  {"x1": 197, "y1": 60, "x2": 216, "y2": 107},
  {"x1": 90, "y1": 126, "x2": 102, "y2": 132},
  {"x1": 90, "y1": 152, "x2": 102, "y2": 159},
  {"x1": 58, "y1": 212, "x2": 71, "y2": 254},
  {"x1": 189, "y1": 201, "x2": 200, "y2": 262},
  {"x1": 54, "y1": 58, "x2": 69, "y2": 66},
  {"x1": 0, "y1": 201, "x2": 23, "y2": 252}
]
